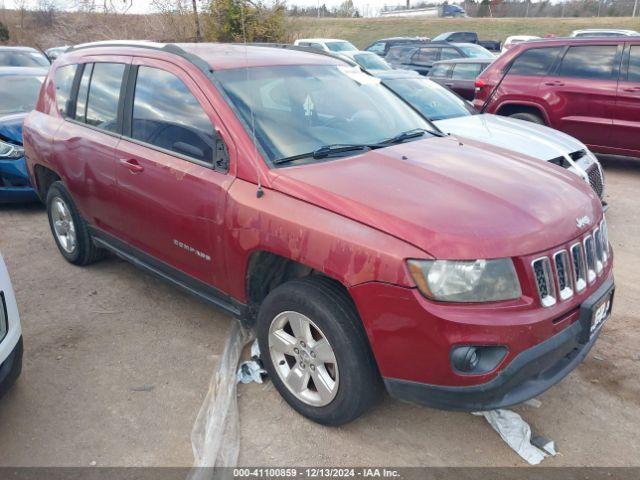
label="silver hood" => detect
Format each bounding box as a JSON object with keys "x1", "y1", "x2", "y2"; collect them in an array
[{"x1": 434, "y1": 113, "x2": 601, "y2": 182}]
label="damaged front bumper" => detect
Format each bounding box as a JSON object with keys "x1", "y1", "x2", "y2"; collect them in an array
[{"x1": 384, "y1": 276, "x2": 614, "y2": 411}]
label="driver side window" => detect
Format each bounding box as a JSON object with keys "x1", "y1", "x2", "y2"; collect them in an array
[{"x1": 131, "y1": 66, "x2": 221, "y2": 167}]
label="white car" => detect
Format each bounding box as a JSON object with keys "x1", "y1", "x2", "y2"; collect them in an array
[
  {"x1": 377, "y1": 72, "x2": 606, "y2": 200},
  {"x1": 293, "y1": 38, "x2": 358, "y2": 53},
  {"x1": 502, "y1": 35, "x2": 540, "y2": 54},
  {"x1": 570, "y1": 29, "x2": 640, "y2": 37},
  {"x1": 336, "y1": 50, "x2": 394, "y2": 74},
  {"x1": 0, "y1": 253, "x2": 22, "y2": 398}
]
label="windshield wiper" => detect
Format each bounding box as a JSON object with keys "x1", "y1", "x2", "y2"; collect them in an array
[
  {"x1": 379, "y1": 128, "x2": 444, "y2": 146},
  {"x1": 274, "y1": 144, "x2": 376, "y2": 165}
]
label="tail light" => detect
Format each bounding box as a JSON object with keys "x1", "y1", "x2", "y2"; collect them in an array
[{"x1": 474, "y1": 79, "x2": 486, "y2": 89}]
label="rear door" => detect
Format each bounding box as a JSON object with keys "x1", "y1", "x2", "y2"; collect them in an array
[
  {"x1": 113, "y1": 58, "x2": 235, "y2": 291},
  {"x1": 52, "y1": 58, "x2": 130, "y2": 236},
  {"x1": 612, "y1": 42, "x2": 640, "y2": 156},
  {"x1": 539, "y1": 43, "x2": 621, "y2": 148},
  {"x1": 410, "y1": 47, "x2": 441, "y2": 75},
  {"x1": 448, "y1": 62, "x2": 481, "y2": 100},
  {"x1": 496, "y1": 46, "x2": 563, "y2": 113},
  {"x1": 427, "y1": 62, "x2": 453, "y2": 88}
]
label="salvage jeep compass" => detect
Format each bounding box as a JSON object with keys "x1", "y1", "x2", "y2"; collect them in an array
[{"x1": 23, "y1": 43, "x2": 614, "y2": 425}]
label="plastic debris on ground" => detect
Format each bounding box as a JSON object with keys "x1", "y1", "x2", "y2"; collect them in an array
[
  {"x1": 189, "y1": 321, "x2": 254, "y2": 480},
  {"x1": 236, "y1": 339, "x2": 268, "y2": 384},
  {"x1": 473, "y1": 408, "x2": 557, "y2": 465}
]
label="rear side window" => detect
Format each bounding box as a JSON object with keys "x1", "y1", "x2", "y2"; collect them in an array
[
  {"x1": 440, "y1": 48, "x2": 462, "y2": 60},
  {"x1": 429, "y1": 63, "x2": 451, "y2": 77},
  {"x1": 413, "y1": 47, "x2": 439, "y2": 64},
  {"x1": 131, "y1": 66, "x2": 215, "y2": 164},
  {"x1": 508, "y1": 47, "x2": 561, "y2": 76},
  {"x1": 385, "y1": 46, "x2": 415, "y2": 62},
  {"x1": 85, "y1": 63, "x2": 125, "y2": 133},
  {"x1": 451, "y1": 63, "x2": 481, "y2": 80},
  {"x1": 557, "y1": 45, "x2": 618, "y2": 80},
  {"x1": 54, "y1": 64, "x2": 77, "y2": 117},
  {"x1": 627, "y1": 46, "x2": 640, "y2": 82}
]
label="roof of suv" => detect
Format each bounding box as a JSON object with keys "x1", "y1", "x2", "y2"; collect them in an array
[
  {"x1": 64, "y1": 42, "x2": 344, "y2": 71},
  {"x1": 432, "y1": 57, "x2": 493, "y2": 65},
  {"x1": 516, "y1": 36, "x2": 639, "y2": 48}
]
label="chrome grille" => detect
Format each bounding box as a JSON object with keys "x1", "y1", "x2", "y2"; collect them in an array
[
  {"x1": 532, "y1": 257, "x2": 556, "y2": 307},
  {"x1": 571, "y1": 242, "x2": 587, "y2": 293},
  {"x1": 533, "y1": 219, "x2": 610, "y2": 307},
  {"x1": 553, "y1": 250, "x2": 573, "y2": 300},
  {"x1": 586, "y1": 164, "x2": 604, "y2": 199},
  {"x1": 584, "y1": 235, "x2": 597, "y2": 284}
]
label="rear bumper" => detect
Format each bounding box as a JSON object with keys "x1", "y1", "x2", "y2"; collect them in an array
[
  {"x1": 384, "y1": 277, "x2": 614, "y2": 411},
  {"x1": 0, "y1": 336, "x2": 23, "y2": 399},
  {"x1": 0, "y1": 157, "x2": 38, "y2": 203}
]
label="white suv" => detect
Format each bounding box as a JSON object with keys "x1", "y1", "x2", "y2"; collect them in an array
[
  {"x1": 0, "y1": 253, "x2": 22, "y2": 398},
  {"x1": 293, "y1": 38, "x2": 358, "y2": 53}
]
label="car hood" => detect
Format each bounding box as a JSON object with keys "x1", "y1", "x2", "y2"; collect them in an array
[
  {"x1": 0, "y1": 113, "x2": 26, "y2": 145},
  {"x1": 434, "y1": 114, "x2": 587, "y2": 162},
  {"x1": 271, "y1": 135, "x2": 602, "y2": 260}
]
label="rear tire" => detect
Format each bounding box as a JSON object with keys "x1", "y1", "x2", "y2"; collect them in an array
[
  {"x1": 257, "y1": 276, "x2": 382, "y2": 426},
  {"x1": 509, "y1": 111, "x2": 545, "y2": 125},
  {"x1": 46, "y1": 181, "x2": 104, "y2": 266}
]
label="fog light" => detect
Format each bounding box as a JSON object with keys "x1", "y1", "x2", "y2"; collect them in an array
[{"x1": 451, "y1": 345, "x2": 507, "y2": 374}]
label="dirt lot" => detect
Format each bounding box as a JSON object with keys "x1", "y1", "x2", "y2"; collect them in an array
[{"x1": 0, "y1": 156, "x2": 639, "y2": 467}]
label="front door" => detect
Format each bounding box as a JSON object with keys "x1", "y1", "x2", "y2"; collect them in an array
[
  {"x1": 113, "y1": 58, "x2": 235, "y2": 291},
  {"x1": 612, "y1": 42, "x2": 640, "y2": 156},
  {"x1": 539, "y1": 43, "x2": 621, "y2": 149}
]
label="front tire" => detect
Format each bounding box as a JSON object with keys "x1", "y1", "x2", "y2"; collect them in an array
[
  {"x1": 257, "y1": 276, "x2": 382, "y2": 426},
  {"x1": 46, "y1": 181, "x2": 104, "y2": 266},
  {"x1": 509, "y1": 111, "x2": 545, "y2": 125}
]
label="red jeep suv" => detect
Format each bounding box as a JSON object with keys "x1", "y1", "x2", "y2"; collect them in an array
[
  {"x1": 475, "y1": 36, "x2": 640, "y2": 158},
  {"x1": 23, "y1": 42, "x2": 614, "y2": 425}
]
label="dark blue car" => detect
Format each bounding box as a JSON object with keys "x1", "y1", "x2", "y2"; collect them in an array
[{"x1": 0, "y1": 67, "x2": 47, "y2": 203}]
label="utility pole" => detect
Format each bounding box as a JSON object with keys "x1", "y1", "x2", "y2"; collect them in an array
[{"x1": 192, "y1": 0, "x2": 202, "y2": 42}]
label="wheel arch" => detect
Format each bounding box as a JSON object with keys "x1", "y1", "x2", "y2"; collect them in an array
[
  {"x1": 495, "y1": 101, "x2": 550, "y2": 125},
  {"x1": 32, "y1": 164, "x2": 61, "y2": 201}
]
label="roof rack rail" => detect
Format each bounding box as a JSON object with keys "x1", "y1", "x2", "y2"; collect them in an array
[
  {"x1": 236, "y1": 42, "x2": 358, "y2": 67},
  {"x1": 64, "y1": 41, "x2": 215, "y2": 76}
]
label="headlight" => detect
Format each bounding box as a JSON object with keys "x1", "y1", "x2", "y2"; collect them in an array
[
  {"x1": 0, "y1": 140, "x2": 24, "y2": 159},
  {"x1": 407, "y1": 258, "x2": 521, "y2": 303}
]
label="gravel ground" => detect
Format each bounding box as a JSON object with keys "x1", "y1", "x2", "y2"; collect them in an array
[{"x1": 0, "y1": 156, "x2": 638, "y2": 467}]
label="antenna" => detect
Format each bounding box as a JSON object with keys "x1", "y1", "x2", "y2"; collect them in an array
[{"x1": 240, "y1": 1, "x2": 264, "y2": 199}]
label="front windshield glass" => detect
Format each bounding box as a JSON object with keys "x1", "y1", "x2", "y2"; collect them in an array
[
  {"x1": 353, "y1": 53, "x2": 392, "y2": 71},
  {"x1": 0, "y1": 75, "x2": 44, "y2": 115},
  {"x1": 385, "y1": 78, "x2": 474, "y2": 121},
  {"x1": 459, "y1": 45, "x2": 494, "y2": 59},
  {"x1": 326, "y1": 41, "x2": 357, "y2": 52},
  {"x1": 215, "y1": 65, "x2": 434, "y2": 163},
  {"x1": 0, "y1": 51, "x2": 50, "y2": 67}
]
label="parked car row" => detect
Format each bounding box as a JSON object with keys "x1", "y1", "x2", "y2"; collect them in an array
[
  {"x1": 16, "y1": 42, "x2": 612, "y2": 427},
  {"x1": 475, "y1": 36, "x2": 640, "y2": 159}
]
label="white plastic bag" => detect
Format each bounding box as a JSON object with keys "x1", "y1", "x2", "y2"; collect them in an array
[
  {"x1": 189, "y1": 321, "x2": 254, "y2": 479},
  {"x1": 473, "y1": 408, "x2": 557, "y2": 465}
]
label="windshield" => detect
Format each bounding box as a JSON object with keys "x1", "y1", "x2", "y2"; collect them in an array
[
  {"x1": 326, "y1": 41, "x2": 358, "y2": 52},
  {"x1": 0, "y1": 51, "x2": 50, "y2": 67},
  {"x1": 385, "y1": 77, "x2": 474, "y2": 121},
  {"x1": 0, "y1": 75, "x2": 44, "y2": 115},
  {"x1": 215, "y1": 65, "x2": 435, "y2": 164},
  {"x1": 458, "y1": 44, "x2": 494, "y2": 58},
  {"x1": 353, "y1": 53, "x2": 392, "y2": 71}
]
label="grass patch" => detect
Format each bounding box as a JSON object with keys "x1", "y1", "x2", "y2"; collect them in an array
[{"x1": 286, "y1": 16, "x2": 640, "y2": 48}]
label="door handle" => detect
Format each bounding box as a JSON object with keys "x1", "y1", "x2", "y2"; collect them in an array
[
  {"x1": 445, "y1": 82, "x2": 454, "y2": 87},
  {"x1": 623, "y1": 86, "x2": 640, "y2": 92},
  {"x1": 119, "y1": 158, "x2": 144, "y2": 173},
  {"x1": 544, "y1": 80, "x2": 565, "y2": 86}
]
